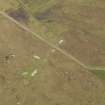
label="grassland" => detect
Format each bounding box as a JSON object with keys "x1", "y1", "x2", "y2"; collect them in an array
[
  {"x1": 3, "y1": 0, "x2": 105, "y2": 68},
  {"x1": 0, "y1": 0, "x2": 19, "y2": 11},
  {"x1": 0, "y1": 0, "x2": 105, "y2": 105},
  {"x1": 0, "y1": 13, "x2": 105, "y2": 105},
  {"x1": 21, "y1": 0, "x2": 57, "y2": 14},
  {"x1": 91, "y1": 70, "x2": 105, "y2": 80}
]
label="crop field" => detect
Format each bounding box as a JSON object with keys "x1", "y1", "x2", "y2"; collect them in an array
[{"x1": 1, "y1": 0, "x2": 105, "y2": 105}]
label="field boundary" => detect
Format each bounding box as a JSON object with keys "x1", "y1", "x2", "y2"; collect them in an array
[{"x1": 0, "y1": 11, "x2": 105, "y2": 71}]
